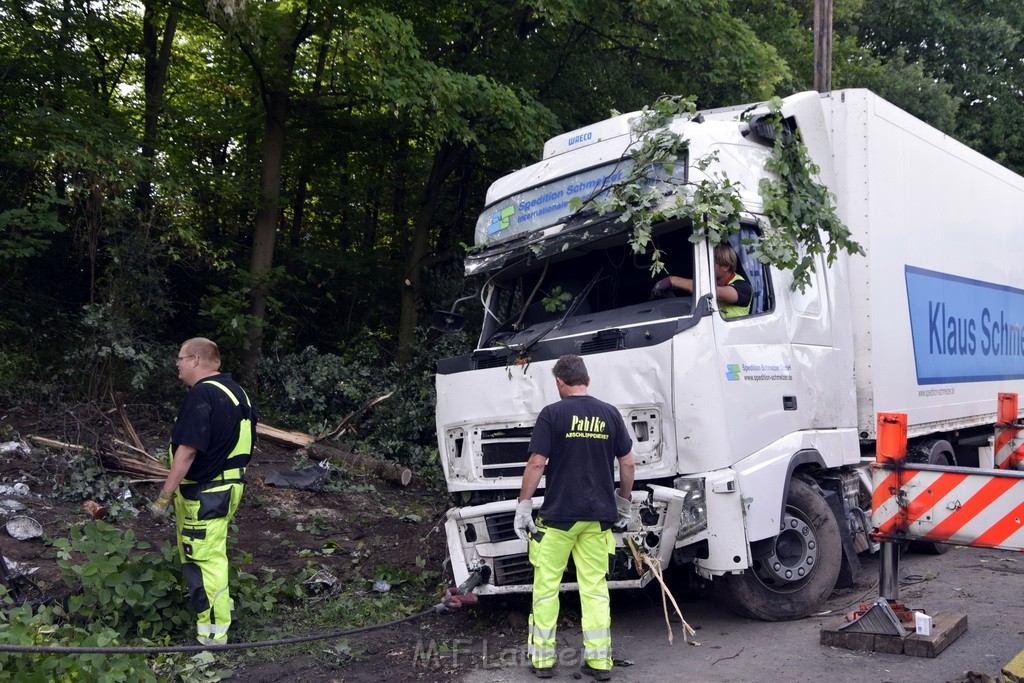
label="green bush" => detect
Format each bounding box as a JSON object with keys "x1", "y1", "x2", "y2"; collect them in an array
[{"x1": 53, "y1": 521, "x2": 193, "y2": 640}]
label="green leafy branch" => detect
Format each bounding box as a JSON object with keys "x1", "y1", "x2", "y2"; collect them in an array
[
  {"x1": 756, "y1": 97, "x2": 864, "y2": 291},
  {"x1": 583, "y1": 94, "x2": 863, "y2": 288}
]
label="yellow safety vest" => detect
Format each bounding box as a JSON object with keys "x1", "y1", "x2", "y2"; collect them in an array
[{"x1": 719, "y1": 273, "x2": 752, "y2": 319}]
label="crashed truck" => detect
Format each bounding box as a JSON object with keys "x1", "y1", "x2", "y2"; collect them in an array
[{"x1": 432, "y1": 89, "x2": 1024, "y2": 620}]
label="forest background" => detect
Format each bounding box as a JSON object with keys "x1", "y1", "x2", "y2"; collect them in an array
[{"x1": 2, "y1": 0, "x2": 1023, "y2": 468}]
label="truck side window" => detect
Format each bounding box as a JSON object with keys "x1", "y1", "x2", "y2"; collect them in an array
[{"x1": 725, "y1": 227, "x2": 772, "y2": 317}]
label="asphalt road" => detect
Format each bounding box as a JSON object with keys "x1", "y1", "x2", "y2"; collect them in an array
[{"x1": 460, "y1": 545, "x2": 1024, "y2": 683}]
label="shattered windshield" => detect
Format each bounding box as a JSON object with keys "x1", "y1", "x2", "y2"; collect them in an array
[{"x1": 478, "y1": 222, "x2": 698, "y2": 349}]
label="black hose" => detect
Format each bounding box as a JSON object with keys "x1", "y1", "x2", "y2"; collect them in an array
[{"x1": 0, "y1": 604, "x2": 444, "y2": 655}]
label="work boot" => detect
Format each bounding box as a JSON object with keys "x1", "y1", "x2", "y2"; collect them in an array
[
  {"x1": 581, "y1": 662, "x2": 611, "y2": 681},
  {"x1": 529, "y1": 664, "x2": 554, "y2": 678}
]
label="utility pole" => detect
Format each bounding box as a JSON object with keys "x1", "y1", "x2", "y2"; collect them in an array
[{"x1": 813, "y1": 0, "x2": 833, "y2": 93}]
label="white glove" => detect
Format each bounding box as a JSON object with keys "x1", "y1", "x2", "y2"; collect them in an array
[
  {"x1": 514, "y1": 499, "x2": 538, "y2": 541},
  {"x1": 615, "y1": 494, "x2": 632, "y2": 529}
]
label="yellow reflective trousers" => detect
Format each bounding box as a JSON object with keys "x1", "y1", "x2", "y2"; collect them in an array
[{"x1": 527, "y1": 520, "x2": 614, "y2": 671}]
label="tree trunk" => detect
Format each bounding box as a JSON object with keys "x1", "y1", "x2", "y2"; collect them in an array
[
  {"x1": 137, "y1": 1, "x2": 178, "y2": 226},
  {"x1": 396, "y1": 142, "x2": 468, "y2": 363},
  {"x1": 241, "y1": 88, "x2": 289, "y2": 389}
]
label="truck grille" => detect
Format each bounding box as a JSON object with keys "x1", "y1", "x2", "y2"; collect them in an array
[
  {"x1": 480, "y1": 427, "x2": 532, "y2": 479},
  {"x1": 485, "y1": 512, "x2": 518, "y2": 542},
  {"x1": 475, "y1": 354, "x2": 508, "y2": 370},
  {"x1": 493, "y1": 554, "x2": 533, "y2": 586}
]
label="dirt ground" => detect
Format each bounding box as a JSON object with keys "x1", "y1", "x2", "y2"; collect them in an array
[{"x1": 0, "y1": 402, "x2": 508, "y2": 682}]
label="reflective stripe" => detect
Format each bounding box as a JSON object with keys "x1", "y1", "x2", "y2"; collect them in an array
[
  {"x1": 584, "y1": 646, "x2": 612, "y2": 659},
  {"x1": 528, "y1": 644, "x2": 556, "y2": 658},
  {"x1": 533, "y1": 594, "x2": 557, "y2": 609},
  {"x1": 197, "y1": 635, "x2": 227, "y2": 646},
  {"x1": 583, "y1": 628, "x2": 611, "y2": 641},
  {"x1": 183, "y1": 467, "x2": 246, "y2": 486},
  {"x1": 198, "y1": 622, "x2": 229, "y2": 635},
  {"x1": 529, "y1": 624, "x2": 556, "y2": 641}
]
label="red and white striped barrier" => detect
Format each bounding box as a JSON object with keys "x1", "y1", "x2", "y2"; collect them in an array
[
  {"x1": 872, "y1": 404, "x2": 1024, "y2": 552},
  {"x1": 994, "y1": 393, "x2": 1024, "y2": 470}
]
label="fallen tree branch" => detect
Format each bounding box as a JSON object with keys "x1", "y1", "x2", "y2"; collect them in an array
[
  {"x1": 256, "y1": 424, "x2": 315, "y2": 449},
  {"x1": 26, "y1": 435, "x2": 87, "y2": 451},
  {"x1": 110, "y1": 391, "x2": 145, "y2": 453},
  {"x1": 625, "y1": 536, "x2": 698, "y2": 646},
  {"x1": 318, "y1": 391, "x2": 395, "y2": 442},
  {"x1": 304, "y1": 443, "x2": 412, "y2": 487}
]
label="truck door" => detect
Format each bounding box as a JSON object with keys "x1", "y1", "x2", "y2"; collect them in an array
[{"x1": 712, "y1": 245, "x2": 840, "y2": 463}]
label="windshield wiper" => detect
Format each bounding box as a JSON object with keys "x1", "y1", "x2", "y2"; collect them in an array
[{"x1": 509, "y1": 268, "x2": 603, "y2": 359}]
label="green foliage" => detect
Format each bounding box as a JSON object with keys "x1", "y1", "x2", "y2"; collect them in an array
[
  {"x1": 588, "y1": 93, "x2": 862, "y2": 290},
  {"x1": 200, "y1": 266, "x2": 291, "y2": 355},
  {"x1": 0, "y1": 190, "x2": 67, "y2": 260},
  {"x1": 50, "y1": 450, "x2": 137, "y2": 520},
  {"x1": 258, "y1": 346, "x2": 362, "y2": 432},
  {"x1": 0, "y1": 600, "x2": 161, "y2": 683},
  {"x1": 52, "y1": 521, "x2": 192, "y2": 640},
  {"x1": 756, "y1": 98, "x2": 864, "y2": 292},
  {"x1": 541, "y1": 286, "x2": 573, "y2": 313}
]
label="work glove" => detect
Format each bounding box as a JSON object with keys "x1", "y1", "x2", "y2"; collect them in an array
[
  {"x1": 148, "y1": 491, "x2": 173, "y2": 516},
  {"x1": 615, "y1": 494, "x2": 632, "y2": 529},
  {"x1": 651, "y1": 276, "x2": 673, "y2": 299},
  {"x1": 513, "y1": 499, "x2": 538, "y2": 542}
]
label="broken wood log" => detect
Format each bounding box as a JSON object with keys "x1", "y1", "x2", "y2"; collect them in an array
[
  {"x1": 256, "y1": 423, "x2": 315, "y2": 448},
  {"x1": 304, "y1": 443, "x2": 412, "y2": 487},
  {"x1": 27, "y1": 435, "x2": 169, "y2": 479},
  {"x1": 26, "y1": 435, "x2": 87, "y2": 451}
]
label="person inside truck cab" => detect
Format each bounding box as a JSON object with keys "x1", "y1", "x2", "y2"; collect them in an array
[{"x1": 650, "y1": 243, "x2": 752, "y2": 318}]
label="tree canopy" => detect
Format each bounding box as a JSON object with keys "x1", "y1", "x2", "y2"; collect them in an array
[{"x1": 1, "y1": 0, "x2": 1021, "y2": 411}]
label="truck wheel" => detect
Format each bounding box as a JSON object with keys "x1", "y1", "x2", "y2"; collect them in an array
[{"x1": 716, "y1": 477, "x2": 842, "y2": 621}]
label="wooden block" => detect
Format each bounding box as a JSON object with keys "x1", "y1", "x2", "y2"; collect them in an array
[
  {"x1": 904, "y1": 611, "x2": 967, "y2": 658},
  {"x1": 821, "y1": 611, "x2": 967, "y2": 658},
  {"x1": 875, "y1": 634, "x2": 906, "y2": 655}
]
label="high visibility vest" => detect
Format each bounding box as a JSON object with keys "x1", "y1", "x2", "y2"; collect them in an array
[
  {"x1": 169, "y1": 380, "x2": 255, "y2": 477},
  {"x1": 719, "y1": 273, "x2": 751, "y2": 319}
]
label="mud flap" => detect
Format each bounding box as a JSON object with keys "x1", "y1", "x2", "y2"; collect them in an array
[{"x1": 821, "y1": 487, "x2": 861, "y2": 588}]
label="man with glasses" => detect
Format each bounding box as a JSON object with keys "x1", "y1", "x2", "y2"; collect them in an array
[{"x1": 150, "y1": 337, "x2": 256, "y2": 646}]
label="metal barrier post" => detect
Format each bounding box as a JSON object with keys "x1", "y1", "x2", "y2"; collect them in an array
[{"x1": 875, "y1": 412, "x2": 907, "y2": 602}]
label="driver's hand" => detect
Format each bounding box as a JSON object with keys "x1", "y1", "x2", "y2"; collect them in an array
[{"x1": 651, "y1": 276, "x2": 673, "y2": 298}]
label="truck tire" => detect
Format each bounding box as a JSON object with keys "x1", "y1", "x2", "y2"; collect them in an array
[{"x1": 716, "y1": 477, "x2": 842, "y2": 621}]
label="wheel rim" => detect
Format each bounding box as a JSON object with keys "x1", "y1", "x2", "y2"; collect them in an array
[{"x1": 752, "y1": 507, "x2": 818, "y2": 589}]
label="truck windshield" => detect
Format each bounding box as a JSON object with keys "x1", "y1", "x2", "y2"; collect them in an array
[{"x1": 479, "y1": 221, "x2": 697, "y2": 349}]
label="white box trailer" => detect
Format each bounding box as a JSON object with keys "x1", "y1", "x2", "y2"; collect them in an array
[{"x1": 433, "y1": 89, "x2": 1024, "y2": 620}]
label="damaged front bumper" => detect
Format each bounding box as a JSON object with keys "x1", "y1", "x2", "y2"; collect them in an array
[{"x1": 443, "y1": 486, "x2": 705, "y2": 595}]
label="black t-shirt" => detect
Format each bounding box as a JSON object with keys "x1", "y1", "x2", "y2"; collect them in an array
[
  {"x1": 171, "y1": 373, "x2": 255, "y2": 482},
  {"x1": 730, "y1": 275, "x2": 752, "y2": 308},
  {"x1": 528, "y1": 394, "x2": 633, "y2": 523}
]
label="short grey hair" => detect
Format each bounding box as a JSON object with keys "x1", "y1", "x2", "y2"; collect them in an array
[{"x1": 552, "y1": 355, "x2": 589, "y2": 386}]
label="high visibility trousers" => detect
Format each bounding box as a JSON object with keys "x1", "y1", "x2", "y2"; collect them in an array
[
  {"x1": 527, "y1": 520, "x2": 614, "y2": 671},
  {"x1": 173, "y1": 480, "x2": 244, "y2": 645}
]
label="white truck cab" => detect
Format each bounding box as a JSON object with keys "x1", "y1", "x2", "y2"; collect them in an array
[{"x1": 434, "y1": 89, "x2": 1024, "y2": 620}]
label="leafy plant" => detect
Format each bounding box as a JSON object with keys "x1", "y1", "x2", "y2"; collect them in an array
[
  {"x1": 578, "y1": 93, "x2": 863, "y2": 290},
  {"x1": 756, "y1": 97, "x2": 865, "y2": 291},
  {"x1": 541, "y1": 286, "x2": 573, "y2": 313},
  {"x1": 50, "y1": 450, "x2": 138, "y2": 520},
  {"x1": 52, "y1": 521, "x2": 193, "y2": 640}
]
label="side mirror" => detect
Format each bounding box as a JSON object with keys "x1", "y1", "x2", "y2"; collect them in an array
[{"x1": 431, "y1": 309, "x2": 467, "y2": 333}]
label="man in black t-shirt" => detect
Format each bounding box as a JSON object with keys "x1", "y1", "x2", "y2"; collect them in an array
[
  {"x1": 514, "y1": 355, "x2": 635, "y2": 681},
  {"x1": 150, "y1": 337, "x2": 255, "y2": 647}
]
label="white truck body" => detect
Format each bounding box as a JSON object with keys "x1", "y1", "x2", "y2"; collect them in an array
[{"x1": 434, "y1": 89, "x2": 1024, "y2": 619}]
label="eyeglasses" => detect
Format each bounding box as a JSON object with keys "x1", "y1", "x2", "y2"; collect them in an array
[{"x1": 175, "y1": 354, "x2": 197, "y2": 363}]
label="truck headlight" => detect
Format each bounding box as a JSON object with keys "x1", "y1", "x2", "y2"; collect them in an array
[{"x1": 675, "y1": 477, "x2": 707, "y2": 538}]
